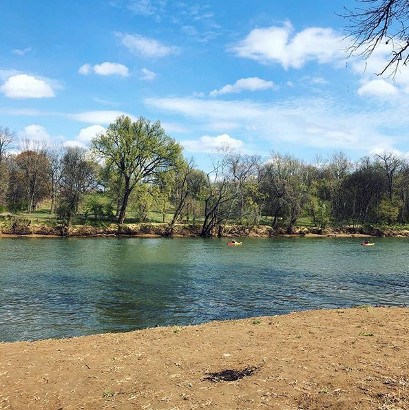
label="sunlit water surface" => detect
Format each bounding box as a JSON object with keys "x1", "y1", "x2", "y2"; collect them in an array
[{"x1": 1, "y1": 237, "x2": 408, "y2": 341}]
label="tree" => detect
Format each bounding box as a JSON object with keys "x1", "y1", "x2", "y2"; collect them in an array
[
  {"x1": 0, "y1": 126, "x2": 14, "y2": 162},
  {"x1": 259, "y1": 153, "x2": 308, "y2": 231},
  {"x1": 0, "y1": 126, "x2": 14, "y2": 209},
  {"x1": 166, "y1": 160, "x2": 207, "y2": 235},
  {"x1": 323, "y1": 152, "x2": 354, "y2": 224},
  {"x1": 375, "y1": 152, "x2": 403, "y2": 200},
  {"x1": 56, "y1": 147, "x2": 96, "y2": 226},
  {"x1": 335, "y1": 157, "x2": 385, "y2": 224},
  {"x1": 200, "y1": 152, "x2": 259, "y2": 237},
  {"x1": 14, "y1": 150, "x2": 50, "y2": 212},
  {"x1": 45, "y1": 147, "x2": 63, "y2": 214},
  {"x1": 91, "y1": 115, "x2": 182, "y2": 225},
  {"x1": 344, "y1": 0, "x2": 409, "y2": 75}
]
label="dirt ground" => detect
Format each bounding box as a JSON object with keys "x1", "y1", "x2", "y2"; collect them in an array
[{"x1": 0, "y1": 307, "x2": 408, "y2": 410}]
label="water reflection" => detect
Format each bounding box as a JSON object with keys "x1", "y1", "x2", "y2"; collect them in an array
[{"x1": 0, "y1": 237, "x2": 408, "y2": 341}]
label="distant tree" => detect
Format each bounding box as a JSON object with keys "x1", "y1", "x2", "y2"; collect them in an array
[
  {"x1": 344, "y1": 0, "x2": 409, "y2": 75},
  {"x1": 91, "y1": 115, "x2": 182, "y2": 225},
  {"x1": 396, "y1": 161, "x2": 409, "y2": 222},
  {"x1": 336, "y1": 157, "x2": 385, "y2": 224},
  {"x1": 166, "y1": 160, "x2": 207, "y2": 235},
  {"x1": 0, "y1": 126, "x2": 14, "y2": 210},
  {"x1": 200, "y1": 152, "x2": 259, "y2": 237},
  {"x1": 324, "y1": 152, "x2": 354, "y2": 224},
  {"x1": 56, "y1": 147, "x2": 96, "y2": 226},
  {"x1": 45, "y1": 147, "x2": 63, "y2": 214},
  {"x1": 14, "y1": 150, "x2": 50, "y2": 212},
  {"x1": 0, "y1": 126, "x2": 14, "y2": 162},
  {"x1": 375, "y1": 152, "x2": 403, "y2": 201},
  {"x1": 259, "y1": 153, "x2": 308, "y2": 231}
]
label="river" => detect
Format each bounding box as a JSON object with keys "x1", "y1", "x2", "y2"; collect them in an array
[{"x1": 1, "y1": 236, "x2": 408, "y2": 341}]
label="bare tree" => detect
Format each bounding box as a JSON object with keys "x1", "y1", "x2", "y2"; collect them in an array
[
  {"x1": 344, "y1": 0, "x2": 409, "y2": 75},
  {"x1": 375, "y1": 151, "x2": 403, "y2": 200},
  {"x1": 56, "y1": 147, "x2": 96, "y2": 226},
  {"x1": 200, "y1": 152, "x2": 259, "y2": 237},
  {"x1": 0, "y1": 126, "x2": 14, "y2": 162}
]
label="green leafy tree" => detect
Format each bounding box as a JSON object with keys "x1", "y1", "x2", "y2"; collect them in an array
[{"x1": 91, "y1": 115, "x2": 182, "y2": 225}]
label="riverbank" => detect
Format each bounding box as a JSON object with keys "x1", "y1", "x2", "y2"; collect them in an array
[
  {"x1": 1, "y1": 220, "x2": 409, "y2": 238},
  {"x1": 0, "y1": 307, "x2": 408, "y2": 409}
]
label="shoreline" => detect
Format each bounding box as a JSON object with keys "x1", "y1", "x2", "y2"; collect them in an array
[
  {"x1": 1, "y1": 221, "x2": 408, "y2": 238},
  {"x1": 1, "y1": 306, "x2": 408, "y2": 409}
]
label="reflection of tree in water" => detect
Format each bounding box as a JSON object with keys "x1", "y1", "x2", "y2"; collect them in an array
[{"x1": 94, "y1": 239, "x2": 198, "y2": 332}]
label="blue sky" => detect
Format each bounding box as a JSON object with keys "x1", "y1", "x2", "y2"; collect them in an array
[{"x1": 1, "y1": 0, "x2": 409, "y2": 171}]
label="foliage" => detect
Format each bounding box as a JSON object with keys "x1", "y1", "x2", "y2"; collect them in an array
[
  {"x1": 91, "y1": 115, "x2": 182, "y2": 225},
  {"x1": 4, "y1": 116, "x2": 409, "y2": 234},
  {"x1": 83, "y1": 193, "x2": 114, "y2": 222}
]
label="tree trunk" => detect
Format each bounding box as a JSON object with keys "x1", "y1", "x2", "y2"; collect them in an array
[{"x1": 118, "y1": 177, "x2": 131, "y2": 225}]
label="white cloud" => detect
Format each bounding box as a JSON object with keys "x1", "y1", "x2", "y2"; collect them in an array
[
  {"x1": 117, "y1": 32, "x2": 179, "y2": 58},
  {"x1": 231, "y1": 21, "x2": 346, "y2": 69},
  {"x1": 20, "y1": 124, "x2": 51, "y2": 143},
  {"x1": 182, "y1": 134, "x2": 243, "y2": 153},
  {"x1": 126, "y1": 0, "x2": 159, "y2": 16},
  {"x1": 12, "y1": 47, "x2": 31, "y2": 56},
  {"x1": 69, "y1": 110, "x2": 134, "y2": 124},
  {"x1": 140, "y1": 67, "x2": 156, "y2": 81},
  {"x1": 77, "y1": 125, "x2": 106, "y2": 142},
  {"x1": 210, "y1": 77, "x2": 277, "y2": 96},
  {"x1": 79, "y1": 62, "x2": 129, "y2": 77},
  {"x1": 63, "y1": 140, "x2": 87, "y2": 149},
  {"x1": 78, "y1": 64, "x2": 92, "y2": 75},
  {"x1": 145, "y1": 95, "x2": 409, "y2": 155},
  {"x1": 357, "y1": 79, "x2": 399, "y2": 98},
  {"x1": 1, "y1": 74, "x2": 55, "y2": 99}
]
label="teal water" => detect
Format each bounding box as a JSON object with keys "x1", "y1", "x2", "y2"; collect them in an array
[{"x1": 1, "y1": 237, "x2": 408, "y2": 342}]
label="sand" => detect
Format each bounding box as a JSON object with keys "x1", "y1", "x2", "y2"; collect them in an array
[{"x1": 0, "y1": 306, "x2": 408, "y2": 409}]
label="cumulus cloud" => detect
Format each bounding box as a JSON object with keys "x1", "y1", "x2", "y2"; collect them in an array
[
  {"x1": 79, "y1": 62, "x2": 129, "y2": 77},
  {"x1": 140, "y1": 68, "x2": 156, "y2": 81},
  {"x1": 77, "y1": 125, "x2": 106, "y2": 142},
  {"x1": 231, "y1": 21, "x2": 346, "y2": 69},
  {"x1": 357, "y1": 79, "x2": 399, "y2": 98},
  {"x1": 63, "y1": 124, "x2": 106, "y2": 148},
  {"x1": 117, "y1": 32, "x2": 179, "y2": 58},
  {"x1": 62, "y1": 140, "x2": 87, "y2": 149},
  {"x1": 182, "y1": 134, "x2": 243, "y2": 153},
  {"x1": 1, "y1": 74, "x2": 55, "y2": 99},
  {"x1": 210, "y1": 77, "x2": 277, "y2": 96},
  {"x1": 20, "y1": 124, "x2": 51, "y2": 143}
]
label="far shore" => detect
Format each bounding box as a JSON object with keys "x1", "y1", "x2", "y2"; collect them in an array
[{"x1": 1, "y1": 221, "x2": 408, "y2": 239}]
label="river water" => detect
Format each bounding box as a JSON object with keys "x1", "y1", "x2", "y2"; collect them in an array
[{"x1": 1, "y1": 236, "x2": 408, "y2": 342}]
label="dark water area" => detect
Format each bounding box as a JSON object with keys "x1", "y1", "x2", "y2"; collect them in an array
[{"x1": 1, "y1": 236, "x2": 408, "y2": 342}]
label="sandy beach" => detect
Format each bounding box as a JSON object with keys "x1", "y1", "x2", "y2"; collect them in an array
[{"x1": 0, "y1": 306, "x2": 408, "y2": 409}]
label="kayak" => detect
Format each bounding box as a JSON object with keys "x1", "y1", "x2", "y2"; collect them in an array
[
  {"x1": 361, "y1": 242, "x2": 375, "y2": 246},
  {"x1": 227, "y1": 241, "x2": 242, "y2": 246}
]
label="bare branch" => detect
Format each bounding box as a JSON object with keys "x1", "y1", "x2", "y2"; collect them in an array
[{"x1": 343, "y1": 0, "x2": 409, "y2": 75}]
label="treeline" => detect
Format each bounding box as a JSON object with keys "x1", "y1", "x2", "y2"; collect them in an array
[{"x1": 1, "y1": 117, "x2": 409, "y2": 237}]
